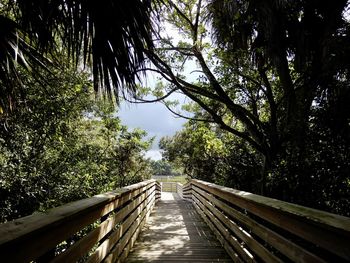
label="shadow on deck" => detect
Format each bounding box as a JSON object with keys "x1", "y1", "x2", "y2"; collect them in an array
[
  {"x1": 0, "y1": 179, "x2": 349, "y2": 262},
  {"x1": 126, "y1": 193, "x2": 232, "y2": 262}
]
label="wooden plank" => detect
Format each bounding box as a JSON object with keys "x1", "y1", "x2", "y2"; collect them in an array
[
  {"x1": 191, "y1": 180, "x2": 350, "y2": 260},
  {"x1": 192, "y1": 195, "x2": 254, "y2": 262},
  {"x1": 161, "y1": 182, "x2": 178, "y2": 192},
  {"x1": 192, "y1": 199, "x2": 242, "y2": 263},
  {"x1": 0, "y1": 179, "x2": 155, "y2": 241},
  {"x1": 176, "y1": 183, "x2": 183, "y2": 198},
  {"x1": 183, "y1": 184, "x2": 193, "y2": 196},
  {"x1": 193, "y1": 188, "x2": 282, "y2": 263},
  {"x1": 183, "y1": 182, "x2": 191, "y2": 189},
  {"x1": 116, "y1": 202, "x2": 155, "y2": 263},
  {"x1": 193, "y1": 185, "x2": 325, "y2": 263},
  {"x1": 103, "y1": 195, "x2": 156, "y2": 263},
  {"x1": 183, "y1": 190, "x2": 191, "y2": 194},
  {"x1": 155, "y1": 181, "x2": 161, "y2": 200},
  {"x1": 86, "y1": 193, "x2": 155, "y2": 263},
  {"x1": 126, "y1": 197, "x2": 231, "y2": 263},
  {"x1": 116, "y1": 201, "x2": 155, "y2": 263},
  {"x1": 182, "y1": 188, "x2": 192, "y2": 195},
  {"x1": 0, "y1": 180, "x2": 156, "y2": 262},
  {"x1": 52, "y1": 185, "x2": 156, "y2": 263}
]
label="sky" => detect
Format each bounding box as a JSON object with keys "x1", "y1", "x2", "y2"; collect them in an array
[
  {"x1": 120, "y1": 4, "x2": 350, "y2": 161},
  {"x1": 117, "y1": 60, "x2": 199, "y2": 161},
  {"x1": 117, "y1": 23, "x2": 198, "y2": 161},
  {"x1": 118, "y1": 98, "x2": 187, "y2": 160}
]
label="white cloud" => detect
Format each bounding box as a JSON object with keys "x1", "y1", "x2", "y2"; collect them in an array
[
  {"x1": 144, "y1": 149, "x2": 162, "y2": 161},
  {"x1": 118, "y1": 100, "x2": 186, "y2": 150}
]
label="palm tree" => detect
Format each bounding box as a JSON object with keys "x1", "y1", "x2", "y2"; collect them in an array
[{"x1": 0, "y1": 0, "x2": 156, "y2": 113}]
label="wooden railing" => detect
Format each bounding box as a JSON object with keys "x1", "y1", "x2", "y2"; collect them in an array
[
  {"x1": 176, "y1": 182, "x2": 183, "y2": 198},
  {"x1": 1, "y1": 178, "x2": 349, "y2": 262},
  {"x1": 0, "y1": 179, "x2": 161, "y2": 263},
  {"x1": 183, "y1": 179, "x2": 350, "y2": 262},
  {"x1": 160, "y1": 182, "x2": 182, "y2": 193}
]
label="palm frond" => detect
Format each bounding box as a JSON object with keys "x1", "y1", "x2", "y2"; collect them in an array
[
  {"x1": 0, "y1": 15, "x2": 38, "y2": 113},
  {"x1": 208, "y1": 0, "x2": 349, "y2": 72},
  {"x1": 0, "y1": 0, "x2": 156, "y2": 113}
]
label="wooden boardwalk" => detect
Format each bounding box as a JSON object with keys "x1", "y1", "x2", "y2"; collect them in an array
[
  {"x1": 126, "y1": 192, "x2": 232, "y2": 262},
  {"x1": 1, "y1": 180, "x2": 349, "y2": 262}
]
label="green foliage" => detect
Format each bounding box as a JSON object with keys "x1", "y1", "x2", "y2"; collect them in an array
[
  {"x1": 0, "y1": 60, "x2": 152, "y2": 222},
  {"x1": 150, "y1": 159, "x2": 181, "y2": 176},
  {"x1": 0, "y1": 0, "x2": 156, "y2": 113},
  {"x1": 154, "y1": 175, "x2": 188, "y2": 184},
  {"x1": 160, "y1": 121, "x2": 261, "y2": 190},
  {"x1": 160, "y1": 122, "x2": 222, "y2": 180},
  {"x1": 147, "y1": 0, "x2": 350, "y2": 216}
]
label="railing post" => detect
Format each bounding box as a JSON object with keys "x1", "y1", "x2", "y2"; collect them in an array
[
  {"x1": 155, "y1": 181, "x2": 161, "y2": 201},
  {"x1": 182, "y1": 180, "x2": 192, "y2": 200},
  {"x1": 176, "y1": 183, "x2": 183, "y2": 199}
]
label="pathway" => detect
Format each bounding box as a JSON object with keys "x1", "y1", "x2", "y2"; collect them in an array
[{"x1": 126, "y1": 192, "x2": 232, "y2": 262}]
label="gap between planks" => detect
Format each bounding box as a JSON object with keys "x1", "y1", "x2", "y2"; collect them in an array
[{"x1": 125, "y1": 192, "x2": 232, "y2": 262}]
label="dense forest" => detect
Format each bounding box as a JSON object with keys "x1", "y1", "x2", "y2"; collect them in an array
[
  {"x1": 0, "y1": 1, "x2": 156, "y2": 222},
  {"x1": 148, "y1": 0, "x2": 350, "y2": 216},
  {"x1": 0, "y1": 0, "x2": 349, "y2": 223},
  {"x1": 0, "y1": 56, "x2": 154, "y2": 222}
]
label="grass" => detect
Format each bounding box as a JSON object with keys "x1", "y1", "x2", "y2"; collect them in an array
[{"x1": 152, "y1": 175, "x2": 188, "y2": 184}]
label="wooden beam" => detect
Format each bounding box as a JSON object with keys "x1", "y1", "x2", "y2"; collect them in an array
[
  {"x1": 0, "y1": 179, "x2": 156, "y2": 262},
  {"x1": 192, "y1": 185, "x2": 324, "y2": 262},
  {"x1": 52, "y1": 185, "x2": 156, "y2": 263},
  {"x1": 191, "y1": 179, "x2": 350, "y2": 260}
]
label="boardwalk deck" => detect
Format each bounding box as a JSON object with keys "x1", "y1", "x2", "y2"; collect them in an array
[{"x1": 126, "y1": 192, "x2": 232, "y2": 262}]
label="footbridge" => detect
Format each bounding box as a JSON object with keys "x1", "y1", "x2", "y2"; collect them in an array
[{"x1": 0, "y1": 179, "x2": 349, "y2": 262}]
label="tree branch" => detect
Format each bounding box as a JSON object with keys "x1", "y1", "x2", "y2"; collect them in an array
[
  {"x1": 146, "y1": 48, "x2": 266, "y2": 153},
  {"x1": 179, "y1": 87, "x2": 265, "y2": 154},
  {"x1": 125, "y1": 88, "x2": 179, "y2": 104},
  {"x1": 193, "y1": 48, "x2": 265, "y2": 143},
  {"x1": 168, "y1": 0, "x2": 194, "y2": 29},
  {"x1": 163, "y1": 102, "x2": 214, "y2": 123}
]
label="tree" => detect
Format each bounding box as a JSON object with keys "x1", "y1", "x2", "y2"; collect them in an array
[
  {"x1": 160, "y1": 123, "x2": 225, "y2": 180},
  {"x1": 138, "y1": 0, "x2": 350, "y2": 214},
  {"x1": 0, "y1": 1, "x2": 159, "y2": 222},
  {"x1": 149, "y1": 159, "x2": 181, "y2": 176},
  {"x1": 0, "y1": 57, "x2": 153, "y2": 222},
  {"x1": 0, "y1": 0, "x2": 157, "y2": 113},
  {"x1": 160, "y1": 119, "x2": 262, "y2": 191}
]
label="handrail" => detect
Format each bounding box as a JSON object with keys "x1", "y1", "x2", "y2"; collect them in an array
[
  {"x1": 176, "y1": 182, "x2": 183, "y2": 198},
  {"x1": 185, "y1": 179, "x2": 350, "y2": 262},
  {"x1": 160, "y1": 182, "x2": 183, "y2": 198},
  {"x1": 2, "y1": 178, "x2": 348, "y2": 262},
  {"x1": 0, "y1": 179, "x2": 161, "y2": 262},
  {"x1": 160, "y1": 181, "x2": 176, "y2": 192},
  {"x1": 183, "y1": 181, "x2": 191, "y2": 200},
  {"x1": 159, "y1": 182, "x2": 184, "y2": 198}
]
